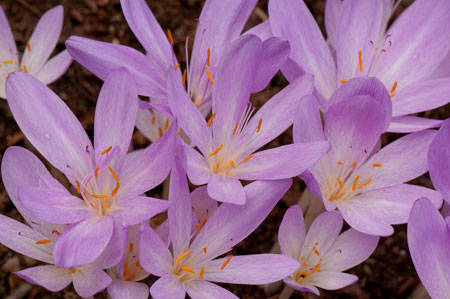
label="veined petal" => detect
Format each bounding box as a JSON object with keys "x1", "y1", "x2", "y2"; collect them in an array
[
  {"x1": 94, "y1": 68, "x2": 138, "y2": 165},
  {"x1": 430, "y1": 50, "x2": 450, "y2": 79},
  {"x1": 269, "y1": 0, "x2": 336, "y2": 99},
  {"x1": 72, "y1": 264, "x2": 112, "y2": 298},
  {"x1": 387, "y1": 116, "x2": 442, "y2": 133},
  {"x1": 429, "y1": 119, "x2": 450, "y2": 203},
  {"x1": 408, "y1": 198, "x2": 450, "y2": 299},
  {"x1": 19, "y1": 186, "x2": 92, "y2": 224},
  {"x1": 207, "y1": 175, "x2": 245, "y2": 205},
  {"x1": 113, "y1": 196, "x2": 169, "y2": 226},
  {"x1": 293, "y1": 95, "x2": 325, "y2": 143},
  {"x1": 324, "y1": 0, "x2": 343, "y2": 49},
  {"x1": 53, "y1": 215, "x2": 114, "y2": 268},
  {"x1": 191, "y1": 186, "x2": 218, "y2": 225},
  {"x1": 180, "y1": 141, "x2": 212, "y2": 185},
  {"x1": 20, "y1": 6, "x2": 63, "y2": 75},
  {"x1": 34, "y1": 49, "x2": 72, "y2": 85},
  {"x1": 95, "y1": 219, "x2": 128, "y2": 269},
  {"x1": 15, "y1": 265, "x2": 72, "y2": 292},
  {"x1": 138, "y1": 223, "x2": 172, "y2": 276},
  {"x1": 190, "y1": 179, "x2": 291, "y2": 262},
  {"x1": 6, "y1": 72, "x2": 93, "y2": 183},
  {"x1": 150, "y1": 276, "x2": 185, "y2": 299},
  {"x1": 279, "y1": 205, "x2": 306, "y2": 259},
  {"x1": 65, "y1": 36, "x2": 165, "y2": 98},
  {"x1": 306, "y1": 271, "x2": 358, "y2": 290},
  {"x1": 107, "y1": 279, "x2": 149, "y2": 299},
  {"x1": 187, "y1": 280, "x2": 238, "y2": 299},
  {"x1": 392, "y1": 78, "x2": 450, "y2": 116},
  {"x1": 235, "y1": 142, "x2": 330, "y2": 181},
  {"x1": 206, "y1": 254, "x2": 300, "y2": 284}
]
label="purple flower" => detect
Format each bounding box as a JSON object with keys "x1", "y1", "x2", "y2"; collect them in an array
[
  {"x1": 268, "y1": 0, "x2": 450, "y2": 132},
  {"x1": 0, "y1": 5, "x2": 72, "y2": 99},
  {"x1": 429, "y1": 118, "x2": 450, "y2": 204},
  {"x1": 5, "y1": 68, "x2": 175, "y2": 268},
  {"x1": 408, "y1": 197, "x2": 450, "y2": 298},
  {"x1": 279, "y1": 205, "x2": 379, "y2": 295},
  {"x1": 0, "y1": 147, "x2": 116, "y2": 298},
  {"x1": 295, "y1": 76, "x2": 443, "y2": 236},
  {"x1": 139, "y1": 160, "x2": 299, "y2": 298},
  {"x1": 168, "y1": 34, "x2": 330, "y2": 204}
]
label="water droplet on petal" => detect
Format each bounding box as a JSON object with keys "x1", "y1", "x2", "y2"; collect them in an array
[{"x1": 44, "y1": 132, "x2": 51, "y2": 139}]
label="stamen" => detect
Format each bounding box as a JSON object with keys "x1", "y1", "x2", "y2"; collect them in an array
[
  {"x1": 220, "y1": 255, "x2": 232, "y2": 270},
  {"x1": 340, "y1": 80, "x2": 346, "y2": 84},
  {"x1": 358, "y1": 50, "x2": 363, "y2": 73},
  {"x1": 109, "y1": 167, "x2": 120, "y2": 183},
  {"x1": 256, "y1": 118, "x2": 262, "y2": 133},
  {"x1": 182, "y1": 69, "x2": 187, "y2": 86},
  {"x1": 390, "y1": 93, "x2": 396, "y2": 99},
  {"x1": 167, "y1": 29, "x2": 174, "y2": 45},
  {"x1": 336, "y1": 177, "x2": 343, "y2": 189},
  {"x1": 352, "y1": 175, "x2": 360, "y2": 191},
  {"x1": 164, "y1": 118, "x2": 170, "y2": 131},
  {"x1": 158, "y1": 127, "x2": 163, "y2": 137},
  {"x1": 200, "y1": 267, "x2": 205, "y2": 280},
  {"x1": 129, "y1": 242, "x2": 134, "y2": 253},
  {"x1": 26, "y1": 42, "x2": 31, "y2": 52},
  {"x1": 372, "y1": 163, "x2": 383, "y2": 167},
  {"x1": 94, "y1": 166, "x2": 100, "y2": 177},
  {"x1": 101, "y1": 146, "x2": 112, "y2": 155},
  {"x1": 233, "y1": 122, "x2": 239, "y2": 135},
  {"x1": 206, "y1": 113, "x2": 216, "y2": 127},
  {"x1": 35, "y1": 239, "x2": 51, "y2": 244},
  {"x1": 209, "y1": 144, "x2": 223, "y2": 157},
  {"x1": 337, "y1": 161, "x2": 343, "y2": 165},
  {"x1": 241, "y1": 154, "x2": 254, "y2": 163},
  {"x1": 181, "y1": 267, "x2": 196, "y2": 274},
  {"x1": 111, "y1": 183, "x2": 120, "y2": 196},
  {"x1": 151, "y1": 115, "x2": 156, "y2": 125},
  {"x1": 230, "y1": 160, "x2": 236, "y2": 169},
  {"x1": 205, "y1": 67, "x2": 214, "y2": 83},
  {"x1": 75, "y1": 181, "x2": 81, "y2": 194},
  {"x1": 91, "y1": 193, "x2": 108, "y2": 199},
  {"x1": 350, "y1": 161, "x2": 357, "y2": 168},
  {"x1": 203, "y1": 247, "x2": 207, "y2": 253},
  {"x1": 174, "y1": 248, "x2": 192, "y2": 263},
  {"x1": 357, "y1": 178, "x2": 372, "y2": 189},
  {"x1": 390, "y1": 81, "x2": 398, "y2": 93},
  {"x1": 173, "y1": 64, "x2": 180, "y2": 70},
  {"x1": 53, "y1": 229, "x2": 61, "y2": 236},
  {"x1": 313, "y1": 246, "x2": 320, "y2": 256},
  {"x1": 206, "y1": 48, "x2": 211, "y2": 66},
  {"x1": 196, "y1": 223, "x2": 200, "y2": 233}
]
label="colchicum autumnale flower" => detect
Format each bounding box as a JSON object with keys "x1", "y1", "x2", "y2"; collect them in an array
[
  {"x1": 268, "y1": 0, "x2": 450, "y2": 132},
  {"x1": 295, "y1": 76, "x2": 442, "y2": 236},
  {"x1": 279, "y1": 205, "x2": 379, "y2": 295},
  {"x1": 139, "y1": 160, "x2": 299, "y2": 298},
  {"x1": 5, "y1": 68, "x2": 175, "y2": 268},
  {"x1": 169, "y1": 34, "x2": 330, "y2": 204},
  {"x1": 0, "y1": 5, "x2": 72, "y2": 98}
]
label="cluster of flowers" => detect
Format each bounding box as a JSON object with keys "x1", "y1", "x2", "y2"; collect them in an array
[{"x1": 0, "y1": 0, "x2": 449, "y2": 298}]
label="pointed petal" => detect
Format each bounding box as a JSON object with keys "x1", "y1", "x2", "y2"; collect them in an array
[
  {"x1": 284, "y1": 277, "x2": 320, "y2": 295},
  {"x1": 65, "y1": 36, "x2": 165, "y2": 98},
  {"x1": 324, "y1": 0, "x2": 343, "y2": 49},
  {"x1": 279, "y1": 205, "x2": 306, "y2": 259},
  {"x1": 244, "y1": 20, "x2": 272, "y2": 41},
  {"x1": 187, "y1": 280, "x2": 238, "y2": 299},
  {"x1": 180, "y1": 141, "x2": 212, "y2": 185},
  {"x1": 72, "y1": 264, "x2": 112, "y2": 297},
  {"x1": 150, "y1": 276, "x2": 185, "y2": 299},
  {"x1": 207, "y1": 175, "x2": 246, "y2": 204},
  {"x1": 15, "y1": 265, "x2": 71, "y2": 292},
  {"x1": 21, "y1": 6, "x2": 63, "y2": 74},
  {"x1": 34, "y1": 49, "x2": 72, "y2": 85},
  {"x1": 6, "y1": 72, "x2": 93, "y2": 182},
  {"x1": 0, "y1": 215, "x2": 53, "y2": 263},
  {"x1": 191, "y1": 186, "x2": 218, "y2": 225},
  {"x1": 206, "y1": 254, "x2": 300, "y2": 284},
  {"x1": 306, "y1": 272, "x2": 358, "y2": 290},
  {"x1": 94, "y1": 68, "x2": 138, "y2": 163},
  {"x1": 408, "y1": 197, "x2": 450, "y2": 299},
  {"x1": 190, "y1": 179, "x2": 292, "y2": 261},
  {"x1": 108, "y1": 279, "x2": 149, "y2": 299},
  {"x1": 138, "y1": 223, "x2": 172, "y2": 276},
  {"x1": 269, "y1": 0, "x2": 336, "y2": 99},
  {"x1": 429, "y1": 119, "x2": 450, "y2": 203},
  {"x1": 19, "y1": 186, "x2": 92, "y2": 224},
  {"x1": 114, "y1": 196, "x2": 169, "y2": 226},
  {"x1": 95, "y1": 219, "x2": 128, "y2": 269},
  {"x1": 280, "y1": 58, "x2": 306, "y2": 83},
  {"x1": 0, "y1": 6, "x2": 18, "y2": 62},
  {"x1": 53, "y1": 216, "x2": 114, "y2": 268},
  {"x1": 387, "y1": 116, "x2": 442, "y2": 133},
  {"x1": 119, "y1": 122, "x2": 175, "y2": 197},
  {"x1": 322, "y1": 229, "x2": 378, "y2": 272},
  {"x1": 293, "y1": 95, "x2": 325, "y2": 143},
  {"x1": 252, "y1": 37, "x2": 290, "y2": 92}
]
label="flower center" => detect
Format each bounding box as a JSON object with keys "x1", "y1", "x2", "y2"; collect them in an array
[{"x1": 292, "y1": 244, "x2": 323, "y2": 284}]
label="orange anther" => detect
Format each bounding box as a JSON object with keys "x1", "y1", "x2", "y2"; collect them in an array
[
  {"x1": 164, "y1": 118, "x2": 170, "y2": 131},
  {"x1": 75, "y1": 181, "x2": 81, "y2": 194},
  {"x1": 207, "y1": 48, "x2": 211, "y2": 66},
  {"x1": 352, "y1": 175, "x2": 360, "y2": 191},
  {"x1": 167, "y1": 29, "x2": 174, "y2": 45},
  {"x1": 200, "y1": 267, "x2": 205, "y2": 280},
  {"x1": 337, "y1": 161, "x2": 343, "y2": 165},
  {"x1": 91, "y1": 193, "x2": 108, "y2": 199},
  {"x1": 358, "y1": 178, "x2": 372, "y2": 189},
  {"x1": 206, "y1": 113, "x2": 216, "y2": 127},
  {"x1": 182, "y1": 69, "x2": 187, "y2": 87},
  {"x1": 175, "y1": 249, "x2": 192, "y2": 263},
  {"x1": 390, "y1": 93, "x2": 396, "y2": 98},
  {"x1": 233, "y1": 122, "x2": 239, "y2": 135},
  {"x1": 242, "y1": 154, "x2": 254, "y2": 163},
  {"x1": 209, "y1": 144, "x2": 223, "y2": 157},
  {"x1": 256, "y1": 118, "x2": 262, "y2": 133},
  {"x1": 196, "y1": 223, "x2": 200, "y2": 233},
  {"x1": 372, "y1": 163, "x2": 383, "y2": 167},
  {"x1": 94, "y1": 166, "x2": 100, "y2": 177},
  {"x1": 101, "y1": 146, "x2": 112, "y2": 155},
  {"x1": 27, "y1": 42, "x2": 31, "y2": 52},
  {"x1": 158, "y1": 127, "x2": 163, "y2": 137},
  {"x1": 53, "y1": 229, "x2": 61, "y2": 236},
  {"x1": 109, "y1": 167, "x2": 120, "y2": 183},
  {"x1": 350, "y1": 161, "x2": 357, "y2": 168},
  {"x1": 203, "y1": 247, "x2": 207, "y2": 253},
  {"x1": 220, "y1": 255, "x2": 232, "y2": 270},
  {"x1": 390, "y1": 81, "x2": 398, "y2": 93},
  {"x1": 111, "y1": 183, "x2": 120, "y2": 196},
  {"x1": 182, "y1": 267, "x2": 196, "y2": 274},
  {"x1": 205, "y1": 67, "x2": 214, "y2": 83},
  {"x1": 151, "y1": 115, "x2": 156, "y2": 125},
  {"x1": 173, "y1": 64, "x2": 180, "y2": 70},
  {"x1": 340, "y1": 79, "x2": 347, "y2": 84},
  {"x1": 129, "y1": 242, "x2": 134, "y2": 253},
  {"x1": 230, "y1": 160, "x2": 235, "y2": 169},
  {"x1": 358, "y1": 50, "x2": 363, "y2": 73},
  {"x1": 337, "y1": 177, "x2": 343, "y2": 189},
  {"x1": 36, "y1": 239, "x2": 51, "y2": 244}
]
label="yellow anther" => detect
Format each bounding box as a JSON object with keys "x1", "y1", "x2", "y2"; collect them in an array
[
  {"x1": 200, "y1": 267, "x2": 205, "y2": 280},
  {"x1": 390, "y1": 81, "x2": 398, "y2": 93},
  {"x1": 175, "y1": 249, "x2": 192, "y2": 263},
  {"x1": 352, "y1": 175, "x2": 360, "y2": 191},
  {"x1": 94, "y1": 166, "x2": 100, "y2": 177},
  {"x1": 220, "y1": 255, "x2": 232, "y2": 270},
  {"x1": 109, "y1": 166, "x2": 120, "y2": 183},
  {"x1": 167, "y1": 29, "x2": 174, "y2": 45},
  {"x1": 230, "y1": 160, "x2": 236, "y2": 169},
  {"x1": 101, "y1": 146, "x2": 112, "y2": 155},
  {"x1": 337, "y1": 161, "x2": 343, "y2": 165},
  {"x1": 372, "y1": 163, "x2": 383, "y2": 167},
  {"x1": 233, "y1": 122, "x2": 239, "y2": 135},
  {"x1": 209, "y1": 144, "x2": 223, "y2": 157},
  {"x1": 75, "y1": 181, "x2": 81, "y2": 194},
  {"x1": 173, "y1": 64, "x2": 180, "y2": 70},
  {"x1": 207, "y1": 48, "x2": 211, "y2": 66},
  {"x1": 27, "y1": 42, "x2": 31, "y2": 52},
  {"x1": 182, "y1": 267, "x2": 196, "y2": 274},
  {"x1": 182, "y1": 69, "x2": 187, "y2": 87},
  {"x1": 91, "y1": 193, "x2": 108, "y2": 199},
  {"x1": 358, "y1": 178, "x2": 372, "y2": 189},
  {"x1": 358, "y1": 50, "x2": 363, "y2": 73},
  {"x1": 350, "y1": 161, "x2": 357, "y2": 168},
  {"x1": 206, "y1": 113, "x2": 216, "y2": 127},
  {"x1": 256, "y1": 118, "x2": 262, "y2": 133},
  {"x1": 36, "y1": 239, "x2": 51, "y2": 244},
  {"x1": 340, "y1": 79, "x2": 347, "y2": 84},
  {"x1": 337, "y1": 177, "x2": 343, "y2": 189},
  {"x1": 205, "y1": 67, "x2": 214, "y2": 83},
  {"x1": 241, "y1": 154, "x2": 254, "y2": 164},
  {"x1": 129, "y1": 242, "x2": 134, "y2": 253}
]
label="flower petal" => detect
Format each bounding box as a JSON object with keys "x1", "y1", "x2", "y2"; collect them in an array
[
  {"x1": 72, "y1": 264, "x2": 112, "y2": 298},
  {"x1": 94, "y1": 68, "x2": 139, "y2": 164},
  {"x1": 284, "y1": 277, "x2": 320, "y2": 295},
  {"x1": 408, "y1": 197, "x2": 450, "y2": 299},
  {"x1": 95, "y1": 219, "x2": 128, "y2": 269},
  {"x1": 6, "y1": 72, "x2": 93, "y2": 183},
  {"x1": 150, "y1": 276, "x2": 185, "y2": 299},
  {"x1": 206, "y1": 254, "x2": 300, "y2": 284},
  {"x1": 53, "y1": 215, "x2": 114, "y2": 268},
  {"x1": 191, "y1": 186, "x2": 218, "y2": 225},
  {"x1": 306, "y1": 271, "x2": 358, "y2": 290},
  {"x1": 107, "y1": 279, "x2": 149, "y2": 299},
  {"x1": 20, "y1": 6, "x2": 63, "y2": 75},
  {"x1": 324, "y1": 0, "x2": 343, "y2": 49},
  {"x1": 180, "y1": 141, "x2": 212, "y2": 185},
  {"x1": 207, "y1": 175, "x2": 245, "y2": 204},
  {"x1": 138, "y1": 223, "x2": 172, "y2": 276},
  {"x1": 269, "y1": 0, "x2": 336, "y2": 99},
  {"x1": 65, "y1": 36, "x2": 165, "y2": 98},
  {"x1": 114, "y1": 196, "x2": 169, "y2": 226},
  {"x1": 387, "y1": 116, "x2": 442, "y2": 133},
  {"x1": 0, "y1": 6, "x2": 18, "y2": 62},
  {"x1": 429, "y1": 119, "x2": 450, "y2": 203},
  {"x1": 293, "y1": 95, "x2": 325, "y2": 143},
  {"x1": 15, "y1": 265, "x2": 71, "y2": 292},
  {"x1": 244, "y1": 20, "x2": 272, "y2": 41},
  {"x1": 34, "y1": 49, "x2": 72, "y2": 85},
  {"x1": 187, "y1": 280, "x2": 238, "y2": 299},
  {"x1": 279, "y1": 205, "x2": 306, "y2": 259}
]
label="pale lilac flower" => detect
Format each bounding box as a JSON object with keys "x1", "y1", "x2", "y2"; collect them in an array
[
  {"x1": 168, "y1": 34, "x2": 330, "y2": 204},
  {"x1": 139, "y1": 160, "x2": 299, "y2": 298},
  {"x1": 279, "y1": 205, "x2": 379, "y2": 295},
  {"x1": 408, "y1": 197, "x2": 450, "y2": 298},
  {"x1": 295, "y1": 76, "x2": 443, "y2": 236},
  {"x1": 65, "y1": 0, "x2": 290, "y2": 142},
  {"x1": 5, "y1": 68, "x2": 175, "y2": 268},
  {"x1": 429, "y1": 118, "x2": 450, "y2": 204},
  {"x1": 268, "y1": 0, "x2": 450, "y2": 132},
  {"x1": 0, "y1": 147, "x2": 119, "y2": 298},
  {"x1": 0, "y1": 5, "x2": 72, "y2": 99}
]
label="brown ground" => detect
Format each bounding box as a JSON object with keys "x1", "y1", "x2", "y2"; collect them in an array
[{"x1": 0, "y1": 0, "x2": 447, "y2": 298}]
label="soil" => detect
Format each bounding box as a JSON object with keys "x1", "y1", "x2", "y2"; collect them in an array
[{"x1": 0, "y1": 0, "x2": 447, "y2": 298}]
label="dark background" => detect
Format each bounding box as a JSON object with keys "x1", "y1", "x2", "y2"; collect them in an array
[{"x1": 0, "y1": 0, "x2": 447, "y2": 298}]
